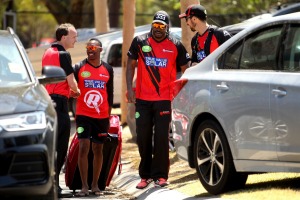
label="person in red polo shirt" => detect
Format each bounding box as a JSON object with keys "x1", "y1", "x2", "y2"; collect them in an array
[
  {"x1": 179, "y1": 4, "x2": 231, "y2": 64},
  {"x1": 42, "y1": 23, "x2": 80, "y2": 198},
  {"x1": 126, "y1": 10, "x2": 190, "y2": 189}
]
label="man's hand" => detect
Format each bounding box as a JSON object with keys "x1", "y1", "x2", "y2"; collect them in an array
[
  {"x1": 126, "y1": 89, "x2": 136, "y2": 103},
  {"x1": 70, "y1": 89, "x2": 80, "y2": 98}
]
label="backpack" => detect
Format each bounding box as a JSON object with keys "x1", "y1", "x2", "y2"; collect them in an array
[{"x1": 191, "y1": 25, "x2": 231, "y2": 62}]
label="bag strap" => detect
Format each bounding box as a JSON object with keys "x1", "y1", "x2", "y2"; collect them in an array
[{"x1": 204, "y1": 28, "x2": 215, "y2": 56}]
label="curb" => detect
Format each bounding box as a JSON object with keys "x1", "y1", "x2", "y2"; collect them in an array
[{"x1": 111, "y1": 162, "x2": 197, "y2": 200}]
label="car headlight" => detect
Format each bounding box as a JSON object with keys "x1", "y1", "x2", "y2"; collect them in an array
[{"x1": 0, "y1": 111, "x2": 46, "y2": 132}]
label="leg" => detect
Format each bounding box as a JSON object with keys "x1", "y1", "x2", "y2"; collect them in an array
[
  {"x1": 54, "y1": 98, "x2": 71, "y2": 188},
  {"x1": 152, "y1": 100, "x2": 171, "y2": 180},
  {"x1": 56, "y1": 112, "x2": 71, "y2": 177},
  {"x1": 91, "y1": 143, "x2": 104, "y2": 195},
  {"x1": 77, "y1": 138, "x2": 90, "y2": 196},
  {"x1": 135, "y1": 99, "x2": 154, "y2": 179}
]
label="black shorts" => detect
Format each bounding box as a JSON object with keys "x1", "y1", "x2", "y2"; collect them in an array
[{"x1": 76, "y1": 115, "x2": 109, "y2": 144}]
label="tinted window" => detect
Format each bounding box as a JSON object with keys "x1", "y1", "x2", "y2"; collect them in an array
[
  {"x1": 282, "y1": 24, "x2": 300, "y2": 72},
  {"x1": 107, "y1": 44, "x2": 122, "y2": 67},
  {"x1": 218, "y1": 40, "x2": 243, "y2": 69},
  {"x1": 219, "y1": 26, "x2": 283, "y2": 70}
]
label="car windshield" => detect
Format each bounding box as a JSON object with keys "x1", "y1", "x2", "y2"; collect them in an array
[{"x1": 0, "y1": 35, "x2": 29, "y2": 87}]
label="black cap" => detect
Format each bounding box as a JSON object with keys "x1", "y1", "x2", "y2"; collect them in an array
[
  {"x1": 153, "y1": 10, "x2": 170, "y2": 25},
  {"x1": 179, "y1": 4, "x2": 207, "y2": 20}
]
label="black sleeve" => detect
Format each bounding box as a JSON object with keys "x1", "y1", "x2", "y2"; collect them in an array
[
  {"x1": 127, "y1": 36, "x2": 139, "y2": 60},
  {"x1": 103, "y1": 62, "x2": 114, "y2": 107},
  {"x1": 59, "y1": 51, "x2": 74, "y2": 76},
  {"x1": 175, "y1": 40, "x2": 191, "y2": 71}
]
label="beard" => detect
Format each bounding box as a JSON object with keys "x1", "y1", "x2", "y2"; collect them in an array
[
  {"x1": 151, "y1": 28, "x2": 167, "y2": 41},
  {"x1": 189, "y1": 21, "x2": 197, "y2": 32}
]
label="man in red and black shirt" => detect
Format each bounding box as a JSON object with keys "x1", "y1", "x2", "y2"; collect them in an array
[
  {"x1": 73, "y1": 38, "x2": 113, "y2": 197},
  {"x1": 126, "y1": 10, "x2": 190, "y2": 189},
  {"x1": 179, "y1": 4, "x2": 231, "y2": 64},
  {"x1": 42, "y1": 23, "x2": 80, "y2": 198}
]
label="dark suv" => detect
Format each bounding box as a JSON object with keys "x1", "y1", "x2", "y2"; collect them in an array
[{"x1": 0, "y1": 27, "x2": 65, "y2": 199}]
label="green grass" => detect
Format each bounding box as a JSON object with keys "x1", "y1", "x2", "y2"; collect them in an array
[
  {"x1": 177, "y1": 172, "x2": 300, "y2": 199},
  {"x1": 122, "y1": 126, "x2": 300, "y2": 199}
]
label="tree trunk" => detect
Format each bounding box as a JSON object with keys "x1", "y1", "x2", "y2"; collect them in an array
[
  {"x1": 180, "y1": 0, "x2": 200, "y2": 56},
  {"x1": 42, "y1": 0, "x2": 85, "y2": 28},
  {"x1": 94, "y1": 0, "x2": 109, "y2": 33},
  {"x1": 121, "y1": 0, "x2": 136, "y2": 124},
  {"x1": 68, "y1": 0, "x2": 85, "y2": 28},
  {"x1": 108, "y1": 0, "x2": 121, "y2": 28}
]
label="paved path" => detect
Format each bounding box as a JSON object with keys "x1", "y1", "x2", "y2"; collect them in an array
[{"x1": 59, "y1": 111, "x2": 223, "y2": 199}]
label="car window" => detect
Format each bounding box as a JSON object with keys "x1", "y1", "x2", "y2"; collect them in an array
[
  {"x1": 218, "y1": 40, "x2": 243, "y2": 69},
  {"x1": 219, "y1": 25, "x2": 283, "y2": 71},
  {"x1": 107, "y1": 44, "x2": 122, "y2": 67},
  {"x1": 282, "y1": 24, "x2": 300, "y2": 72},
  {"x1": 0, "y1": 36, "x2": 29, "y2": 86}
]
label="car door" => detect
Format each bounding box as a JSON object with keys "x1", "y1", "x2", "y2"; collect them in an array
[
  {"x1": 211, "y1": 25, "x2": 284, "y2": 161},
  {"x1": 270, "y1": 23, "x2": 300, "y2": 162}
]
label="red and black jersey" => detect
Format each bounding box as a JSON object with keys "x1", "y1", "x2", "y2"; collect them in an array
[
  {"x1": 191, "y1": 25, "x2": 231, "y2": 63},
  {"x1": 73, "y1": 59, "x2": 114, "y2": 119},
  {"x1": 127, "y1": 33, "x2": 190, "y2": 101},
  {"x1": 42, "y1": 43, "x2": 74, "y2": 98}
]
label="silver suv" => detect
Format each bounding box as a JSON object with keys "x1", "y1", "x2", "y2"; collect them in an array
[{"x1": 0, "y1": 27, "x2": 65, "y2": 199}]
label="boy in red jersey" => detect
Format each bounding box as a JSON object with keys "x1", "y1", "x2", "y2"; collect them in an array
[
  {"x1": 126, "y1": 11, "x2": 190, "y2": 189},
  {"x1": 73, "y1": 38, "x2": 114, "y2": 196}
]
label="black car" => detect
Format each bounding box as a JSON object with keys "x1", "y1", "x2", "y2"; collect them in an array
[{"x1": 0, "y1": 27, "x2": 65, "y2": 199}]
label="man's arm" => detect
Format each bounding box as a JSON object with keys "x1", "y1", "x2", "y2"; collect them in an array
[
  {"x1": 180, "y1": 61, "x2": 191, "y2": 74},
  {"x1": 175, "y1": 40, "x2": 191, "y2": 73},
  {"x1": 126, "y1": 57, "x2": 137, "y2": 103},
  {"x1": 67, "y1": 73, "x2": 80, "y2": 97},
  {"x1": 60, "y1": 52, "x2": 80, "y2": 97}
]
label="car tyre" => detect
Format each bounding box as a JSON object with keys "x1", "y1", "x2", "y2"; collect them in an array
[{"x1": 193, "y1": 120, "x2": 248, "y2": 194}]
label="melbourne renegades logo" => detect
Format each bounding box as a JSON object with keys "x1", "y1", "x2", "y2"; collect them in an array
[{"x1": 84, "y1": 90, "x2": 103, "y2": 114}]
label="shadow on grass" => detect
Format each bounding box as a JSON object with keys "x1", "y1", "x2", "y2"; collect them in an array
[
  {"x1": 169, "y1": 173, "x2": 214, "y2": 198},
  {"x1": 173, "y1": 173, "x2": 300, "y2": 199},
  {"x1": 221, "y1": 174, "x2": 300, "y2": 197},
  {"x1": 243, "y1": 176, "x2": 300, "y2": 191},
  {"x1": 171, "y1": 173, "x2": 198, "y2": 185}
]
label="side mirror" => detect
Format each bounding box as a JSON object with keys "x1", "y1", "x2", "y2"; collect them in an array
[{"x1": 38, "y1": 66, "x2": 66, "y2": 84}]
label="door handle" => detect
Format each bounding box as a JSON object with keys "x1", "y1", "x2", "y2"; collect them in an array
[
  {"x1": 216, "y1": 82, "x2": 229, "y2": 91},
  {"x1": 272, "y1": 89, "x2": 287, "y2": 96}
]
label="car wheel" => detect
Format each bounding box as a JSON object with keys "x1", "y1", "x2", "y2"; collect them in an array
[{"x1": 193, "y1": 120, "x2": 248, "y2": 194}]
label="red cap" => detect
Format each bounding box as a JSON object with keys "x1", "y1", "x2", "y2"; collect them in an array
[{"x1": 179, "y1": 4, "x2": 207, "y2": 20}]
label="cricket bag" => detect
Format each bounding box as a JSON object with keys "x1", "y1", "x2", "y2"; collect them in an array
[{"x1": 65, "y1": 115, "x2": 122, "y2": 192}]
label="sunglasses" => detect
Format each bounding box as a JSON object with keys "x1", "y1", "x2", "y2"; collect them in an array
[
  {"x1": 152, "y1": 23, "x2": 167, "y2": 30},
  {"x1": 86, "y1": 46, "x2": 101, "y2": 51}
]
